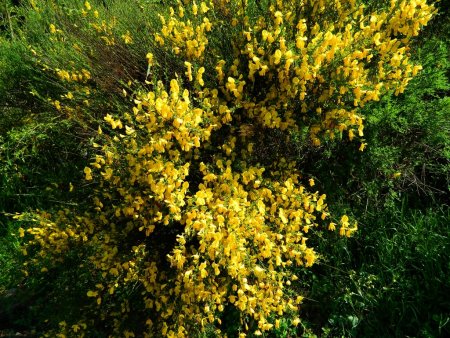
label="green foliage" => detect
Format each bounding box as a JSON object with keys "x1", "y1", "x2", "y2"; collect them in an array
[
  {"x1": 303, "y1": 207, "x2": 449, "y2": 337},
  {"x1": 0, "y1": 222, "x2": 20, "y2": 289}
]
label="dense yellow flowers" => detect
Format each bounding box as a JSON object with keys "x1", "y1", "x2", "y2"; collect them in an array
[{"x1": 20, "y1": 0, "x2": 434, "y2": 336}]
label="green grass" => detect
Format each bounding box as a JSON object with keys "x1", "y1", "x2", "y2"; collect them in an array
[{"x1": 300, "y1": 206, "x2": 449, "y2": 337}]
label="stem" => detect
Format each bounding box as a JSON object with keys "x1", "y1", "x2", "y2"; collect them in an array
[{"x1": 5, "y1": 2, "x2": 15, "y2": 40}]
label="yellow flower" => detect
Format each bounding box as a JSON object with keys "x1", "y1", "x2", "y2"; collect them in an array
[
  {"x1": 274, "y1": 11, "x2": 283, "y2": 26},
  {"x1": 200, "y1": 2, "x2": 209, "y2": 13},
  {"x1": 273, "y1": 49, "x2": 282, "y2": 65},
  {"x1": 87, "y1": 290, "x2": 97, "y2": 297},
  {"x1": 122, "y1": 31, "x2": 132, "y2": 44},
  {"x1": 101, "y1": 168, "x2": 113, "y2": 180},
  {"x1": 349, "y1": 129, "x2": 354, "y2": 141},
  {"x1": 170, "y1": 79, "x2": 180, "y2": 95},
  {"x1": 279, "y1": 208, "x2": 288, "y2": 224},
  {"x1": 84, "y1": 167, "x2": 93, "y2": 180},
  {"x1": 197, "y1": 67, "x2": 205, "y2": 86},
  {"x1": 192, "y1": 2, "x2": 198, "y2": 15},
  {"x1": 185, "y1": 61, "x2": 193, "y2": 81},
  {"x1": 373, "y1": 32, "x2": 381, "y2": 46},
  {"x1": 146, "y1": 52, "x2": 153, "y2": 65},
  {"x1": 53, "y1": 100, "x2": 61, "y2": 110}
]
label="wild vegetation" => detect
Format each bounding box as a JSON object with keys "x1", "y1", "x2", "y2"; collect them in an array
[{"x1": 0, "y1": 0, "x2": 448, "y2": 337}]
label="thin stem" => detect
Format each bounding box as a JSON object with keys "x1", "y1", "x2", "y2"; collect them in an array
[{"x1": 5, "y1": 2, "x2": 15, "y2": 40}]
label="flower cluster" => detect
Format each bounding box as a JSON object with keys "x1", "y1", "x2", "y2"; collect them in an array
[{"x1": 20, "y1": 0, "x2": 434, "y2": 336}]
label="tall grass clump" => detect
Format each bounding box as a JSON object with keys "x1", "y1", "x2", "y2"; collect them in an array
[{"x1": 300, "y1": 207, "x2": 449, "y2": 337}]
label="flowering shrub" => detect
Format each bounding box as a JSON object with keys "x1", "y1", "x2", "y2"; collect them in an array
[{"x1": 18, "y1": 0, "x2": 435, "y2": 336}]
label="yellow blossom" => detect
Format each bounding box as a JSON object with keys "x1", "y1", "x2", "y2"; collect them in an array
[{"x1": 122, "y1": 31, "x2": 132, "y2": 44}]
